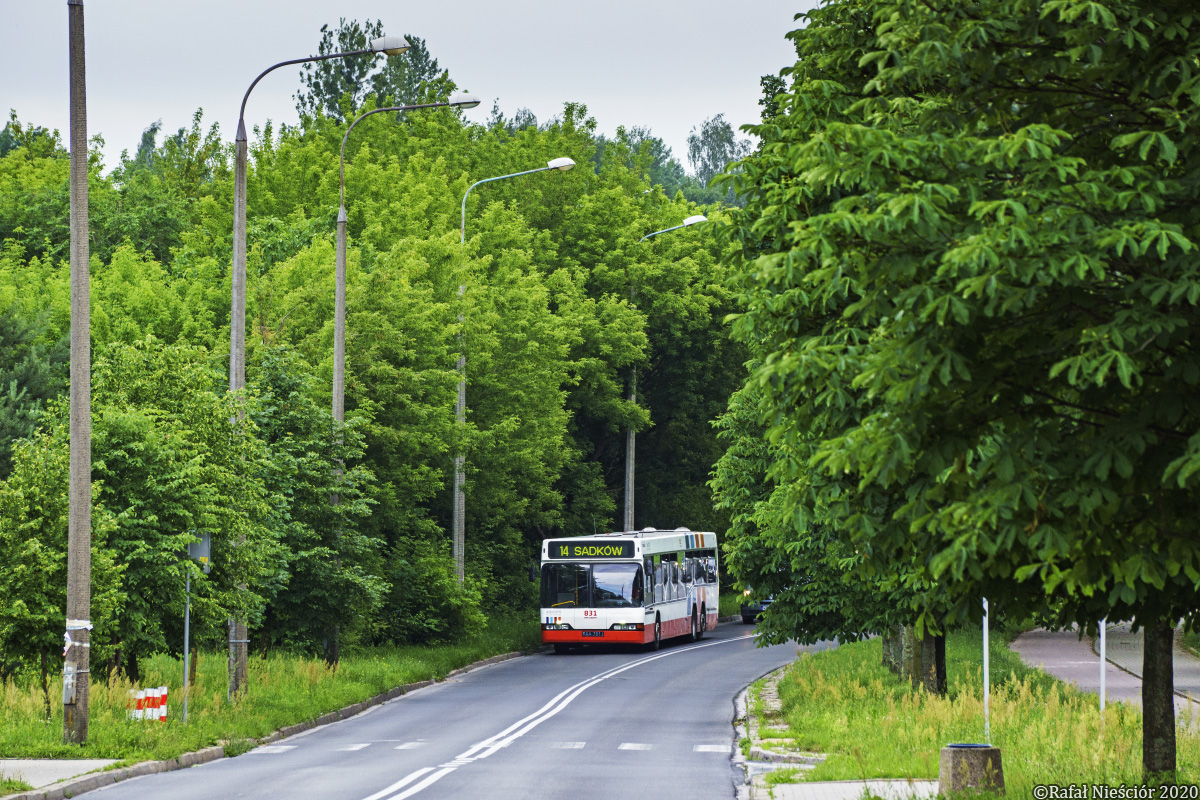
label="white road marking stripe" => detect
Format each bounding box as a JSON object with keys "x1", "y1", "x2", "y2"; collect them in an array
[
  {"x1": 251, "y1": 745, "x2": 296, "y2": 754},
  {"x1": 385, "y1": 767, "x2": 455, "y2": 800},
  {"x1": 618, "y1": 743, "x2": 652, "y2": 750},
  {"x1": 361, "y1": 768, "x2": 434, "y2": 800},
  {"x1": 338, "y1": 744, "x2": 371, "y2": 751},
  {"x1": 458, "y1": 635, "x2": 754, "y2": 763},
  {"x1": 393, "y1": 742, "x2": 424, "y2": 750},
  {"x1": 694, "y1": 744, "x2": 730, "y2": 753},
  {"x1": 549, "y1": 741, "x2": 585, "y2": 749},
  {"x1": 360, "y1": 633, "x2": 755, "y2": 800}
]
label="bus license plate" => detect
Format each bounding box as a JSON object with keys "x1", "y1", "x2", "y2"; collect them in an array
[{"x1": 581, "y1": 631, "x2": 604, "y2": 638}]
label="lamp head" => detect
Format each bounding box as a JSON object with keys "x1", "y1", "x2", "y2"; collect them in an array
[
  {"x1": 683, "y1": 214, "x2": 707, "y2": 227},
  {"x1": 448, "y1": 92, "x2": 482, "y2": 110},
  {"x1": 370, "y1": 36, "x2": 410, "y2": 56},
  {"x1": 547, "y1": 157, "x2": 576, "y2": 172}
]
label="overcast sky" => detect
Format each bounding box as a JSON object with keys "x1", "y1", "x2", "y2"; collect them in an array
[{"x1": 2, "y1": 0, "x2": 816, "y2": 174}]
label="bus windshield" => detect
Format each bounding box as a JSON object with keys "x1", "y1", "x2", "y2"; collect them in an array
[{"x1": 541, "y1": 563, "x2": 643, "y2": 609}]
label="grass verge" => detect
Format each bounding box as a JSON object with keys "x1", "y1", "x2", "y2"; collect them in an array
[
  {"x1": 719, "y1": 591, "x2": 744, "y2": 619},
  {"x1": 771, "y1": 628, "x2": 1199, "y2": 793},
  {"x1": 0, "y1": 616, "x2": 540, "y2": 762},
  {"x1": 0, "y1": 778, "x2": 33, "y2": 794}
]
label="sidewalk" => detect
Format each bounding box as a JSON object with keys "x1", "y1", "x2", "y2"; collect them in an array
[
  {"x1": 1009, "y1": 624, "x2": 1200, "y2": 717},
  {"x1": 0, "y1": 760, "x2": 118, "y2": 791}
]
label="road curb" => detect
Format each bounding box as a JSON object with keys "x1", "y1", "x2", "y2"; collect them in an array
[{"x1": 0, "y1": 650, "x2": 534, "y2": 800}]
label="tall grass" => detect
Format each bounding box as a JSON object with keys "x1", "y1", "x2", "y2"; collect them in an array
[
  {"x1": 0, "y1": 616, "x2": 540, "y2": 761},
  {"x1": 773, "y1": 628, "x2": 1198, "y2": 793}
]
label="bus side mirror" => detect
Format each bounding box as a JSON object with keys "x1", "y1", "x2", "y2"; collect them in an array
[{"x1": 529, "y1": 564, "x2": 538, "y2": 582}]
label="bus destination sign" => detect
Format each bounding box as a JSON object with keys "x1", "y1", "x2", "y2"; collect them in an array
[{"x1": 546, "y1": 540, "x2": 633, "y2": 560}]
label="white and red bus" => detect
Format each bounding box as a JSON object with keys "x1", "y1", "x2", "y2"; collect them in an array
[{"x1": 540, "y1": 528, "x2": 719, "y2": 653}]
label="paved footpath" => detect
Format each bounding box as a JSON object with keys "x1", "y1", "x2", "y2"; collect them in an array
[
  {"x1": 0, "y1": 760, "x2": 119, "y2": 793},
  {"x1": 1009, "y1": 623, "x2": 1200, "y2": 719}
]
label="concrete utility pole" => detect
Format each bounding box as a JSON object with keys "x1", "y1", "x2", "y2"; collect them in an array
[{"x1": 63, "y1": 0, "x2": 92, "y2": 745}]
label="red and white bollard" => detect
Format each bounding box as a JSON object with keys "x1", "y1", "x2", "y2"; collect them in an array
[{"x1": 158, "y1": 685, "x2": 168, "y2": 721}]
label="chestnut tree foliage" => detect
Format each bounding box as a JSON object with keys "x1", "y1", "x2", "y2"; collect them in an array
[{"x1": 715, "y1": 0, "x2": 1200, "y2": 780}]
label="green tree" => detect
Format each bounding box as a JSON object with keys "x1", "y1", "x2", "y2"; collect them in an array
[
  {"x1": 720, "y1": 0, "x2": 1200, "y2": 781},
  {"x1": 295, "y1": 21, "x2": 453, "y2": 121},
  {"x1": 686, "y1": 114, "x2": 750, "y2": 204},
  {"x1": 0, "y1": 307, "x2": 68, "y2": 479},
  {"x1": 91, "y1": 338, "x2": 277, "y2": 681},
  {"x1": 0, "y1": 426, "x2": 122, "y2": 711},
  {"x1": 249, "y1": 347, "x2": 383, "y2": 658}
]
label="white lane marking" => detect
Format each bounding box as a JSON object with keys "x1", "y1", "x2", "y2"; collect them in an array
[
  {"x1": 361, "y1": 768, "x2": 434, "y2": 800},
  {"x1": 251, "y1": 745, "x2": 296, "y2": 754},
  {"x1": 455, "y1": 634, "x2": 755, "y2": 764},
  {"x1": 694, "y1": 744, "x2": 730, "y2": 753},
  {"x1": 338, "y1": 743, "x2": 371, "y2": 751},
  {"x1": 549, "y1": 741, "x2": 585, "y2": 749},
  {"x1": 362, "y1": 633, "x2": 754, "y2": 800},
  {"x1": 386, "y1": 768, "x2": 454, "y2": 800},
  {"x1": 393, "y1": 741, "x2": 424, "y2": 750},
  {"x1": 618, "y1": 743, "x2": 652, "y2": 750}
]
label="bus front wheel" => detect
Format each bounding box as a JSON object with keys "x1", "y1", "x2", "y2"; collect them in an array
[
  {"x1": 688, "y1": 608, "x2": 698, "y2": 642},
  {"x1": 648, "y1": 616, "x2": 661, "y2": 651}
]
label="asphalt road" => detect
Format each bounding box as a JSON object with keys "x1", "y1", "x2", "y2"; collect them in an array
[{"x1": 85, "y1": 624, "x2": 813, "y2": 800}]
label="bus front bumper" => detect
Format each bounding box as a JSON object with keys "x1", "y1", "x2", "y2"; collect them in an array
[{"x1": 541, "y1": 629, "x2": 649, "y2": 645}]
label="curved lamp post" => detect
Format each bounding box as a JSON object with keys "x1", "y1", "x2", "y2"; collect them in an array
[
  {"x1": 232, "y1": 36, "x2": 410, "y2": 400},
  {"x1": 334, "y1": 93, "x2": 483, "y2": 429},
  {"x1": 451, "y1": 157, "x2": 576, "y2": 581},
  {"x1": 227, "y1": 36, "x2": 409, "y2": 697},
  {"x1": 624, "y1": 214, "x2": 707, "y2": 531}
]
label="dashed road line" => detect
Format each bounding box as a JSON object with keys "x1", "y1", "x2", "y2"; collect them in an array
[
  {"x1": 618, "y1": 743, "x2": 652, "y2": 751},
  {"x1": 393, "y1": 742, "x2": 425, "y2": 750},
  {"x1": 251, "y1": 745, "x2": 297, "y2": 754},
  {"x1": 693, "y1": 744, "x2": 730, "y2": 753},
  {"x1": 549, "y1": 741, "x2": 586, "y2": 749},
  {"x1": 359, "y1": 633, "x2": 755, "y2": 800},
  {"x1": 338, "y1": 744, "x2": 372, "y2": 751}
]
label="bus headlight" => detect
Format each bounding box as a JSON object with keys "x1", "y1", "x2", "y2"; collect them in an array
[
  {"x1": 542, "y1": 623, "x2": 572, "y2": 630},
  {"x1": 610, "y1": 623, "x2": 644, "y2": 631}
]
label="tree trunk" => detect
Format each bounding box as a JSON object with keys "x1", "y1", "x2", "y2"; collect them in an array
[
  {"x1": 40, "y1": 646, "x2": 51, "y2": 720},
  {"x1": 901, "y1": 625, "x2": 923, "y2": 687},
  {"x1": 324, "y1": 625, "x2": 340, "y2": 668},
  {"x1": 922, "y1": 628, "x2": 947, "y2": 695},
  {"x1": 125, "y1": 650, "x2": 140, "y2": 686},
  {"x1": 1143, "y1": 618, "x2": 1176, "y2": 783},
  {"x1": 889, "y1": 624, "x2": 903, "y2": 674},
  {"x1": 881, "y1": 630, "x2": 892, "y2": 669}
]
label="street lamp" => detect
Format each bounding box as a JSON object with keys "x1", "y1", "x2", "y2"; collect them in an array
[
  {"x1": 623, "y1": 214, "x2": 707, "y2": 531},
  {"x1": 452, "y1": 157, "x2": 576, "y2": 581},
  {"x1": 227, "y1": 35, "x2": 409, "y2": 698},
  {"x1": 334, "y1": 93, "x2": 483, "y2": 428}
]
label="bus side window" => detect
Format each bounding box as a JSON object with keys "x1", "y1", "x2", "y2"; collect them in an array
[{"x1": 655, "y1": 563, "x2": 664, "y2": 603}]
